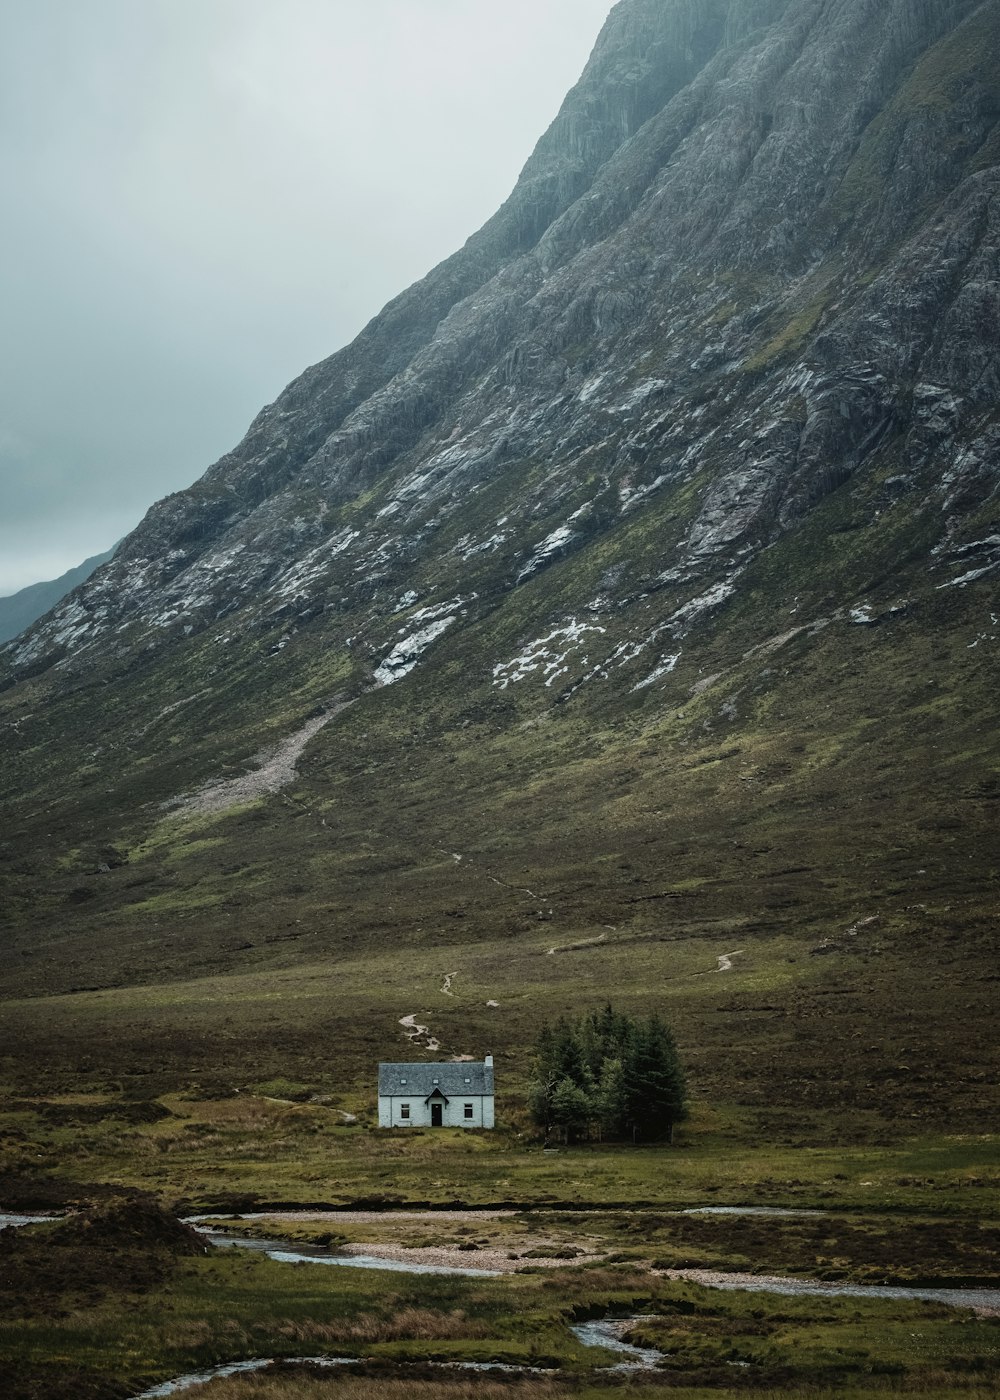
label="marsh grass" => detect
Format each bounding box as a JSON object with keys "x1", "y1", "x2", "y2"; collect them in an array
[
  {"x1": 271, "y1": 1310, "x2": 492, "y2": 1344},
  {"x1": 625, "y1": 1287, "x2": 1000, "y2": 1379},
  {"x1": 1, "y1": 1193, "x2": 999, "y2": 1398},
  {"x1": 191, "y1": 1386, "x2": 1000, "y2": 1400},
  {"x1": 2, "y1": 503, "x2": 996, "y2": 1147},
  {"x1": 200, "y1": 1378, "x2": 566, "y2": 1400}
]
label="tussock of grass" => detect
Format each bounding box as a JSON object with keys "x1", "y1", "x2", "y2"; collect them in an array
[
  {"x1": 201, "y1": 1382, "x2": 1000, "y2": 1400},
  {"x1": 202, "y1": 1379, "x2": 564, "y2": 1400},
  {"x1": 272, "y1": 1309, "x2": 492, "y2": 1345}
]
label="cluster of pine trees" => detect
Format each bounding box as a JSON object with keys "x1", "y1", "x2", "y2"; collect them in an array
[{"x1": 527, "y1": 1005, "x2": 687, "y2": 1143}]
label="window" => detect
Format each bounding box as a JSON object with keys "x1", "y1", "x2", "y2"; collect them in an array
[
  {"x1": 464, "y1": 1077, "x2": 471, "y2": 1084},
  {"x1": 400, "y1": 1104, "x2": 410, "y2": 1120},
  {"x1": 464, "y1": 1103, "x2": 474, "y2": 1120}
]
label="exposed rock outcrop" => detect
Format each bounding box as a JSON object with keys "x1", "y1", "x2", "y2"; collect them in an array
[{"x1": 4, "y1": 0, "x2": 995, "y2": 701}]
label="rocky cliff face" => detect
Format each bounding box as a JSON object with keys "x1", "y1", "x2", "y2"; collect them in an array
[
  {"x1": 1, "y1": 0, "x2": 997, "y2": 1107},
  {"x1": 5, "y1": 0, "x2": 996, "y2": 700}
]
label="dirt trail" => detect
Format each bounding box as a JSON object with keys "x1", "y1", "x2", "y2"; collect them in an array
[
  {"x1": 399, "y1": 1014, "x2": 440, "y2": 1052},
  {"x1": 547, "y1": 932, "x2": 607, "y2": 956},
  {"x1": 691, "y1": 949, "x2": 745, "y2": 976},
  {"x1": 716, "y1": 949, "x2": 744, "y2": 972}
]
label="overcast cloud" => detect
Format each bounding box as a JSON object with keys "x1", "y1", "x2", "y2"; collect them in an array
[{"x1": 0, "y1": 0, "x2": 615, "y2": 595}]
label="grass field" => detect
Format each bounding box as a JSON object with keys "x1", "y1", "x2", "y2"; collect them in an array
[{"x1": 2, "y1": 1084, "x2": 999, "y2": 1215}]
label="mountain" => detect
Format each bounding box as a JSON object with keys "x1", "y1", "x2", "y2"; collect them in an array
[
  {"x1": 1, "y1": 0, "x2": 997, "y2": 1125},
  {"x1": 0, "y1": 546, "x2": 118, "y2": 644}
]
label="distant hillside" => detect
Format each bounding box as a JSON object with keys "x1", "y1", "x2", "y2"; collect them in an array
[
  {"x1": 0, "y1": 0, "x2": 997, "y2": 1126},
  {"x1": 0, "y1": 545, "x2": 117, "y2": 643}
]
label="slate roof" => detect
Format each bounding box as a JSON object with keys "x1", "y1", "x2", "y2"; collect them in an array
[{"x1": 378, "y1": 1060, "x2": 494, "y2": 1097}]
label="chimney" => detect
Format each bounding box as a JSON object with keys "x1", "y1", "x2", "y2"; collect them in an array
[{"x1": 484, "y1": 1053, "x2": 493, "y2": 1067}]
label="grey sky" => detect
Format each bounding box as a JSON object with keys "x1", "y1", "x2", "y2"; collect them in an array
[{"x1": 0, "y1": 0, "x2": 615, "y2": 596}]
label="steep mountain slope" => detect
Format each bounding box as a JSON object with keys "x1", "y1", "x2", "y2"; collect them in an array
[
  {"x1": 0, "y1": 545, "x2": 117, "y2": 644},
  {"x1": 1, "y1": 0, "x2": 997, "y2": 1125}
]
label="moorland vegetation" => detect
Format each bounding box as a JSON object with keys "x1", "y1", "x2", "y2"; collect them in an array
[{"x1": 1, "y1": 0, "x2": 999, "y2": 1394}]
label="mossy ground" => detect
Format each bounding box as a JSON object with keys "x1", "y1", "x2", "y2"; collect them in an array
[{"x1": 1, "y1": 428, "x2": 997, "y2": 1400}]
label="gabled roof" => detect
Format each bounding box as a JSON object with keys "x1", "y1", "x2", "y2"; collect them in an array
[{"x1": 378, "y1": 1060, "x2": 494, "y2": 1097}]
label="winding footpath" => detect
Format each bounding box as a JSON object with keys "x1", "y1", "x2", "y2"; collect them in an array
[{"x1": 398, "y1": 1013, "x2": 440, "y2": 1052}]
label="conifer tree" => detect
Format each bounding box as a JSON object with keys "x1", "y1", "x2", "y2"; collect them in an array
[
  {"x1": 623, "y1": 1012, "x2": 687, "y2": 1140},
  {"x1": 549, "y1": 1076, "x2": 592, "y2": 1142},
  {"x1": 527, "y1": 1005, "x2": 686, "y2": 1142},
  {"x1": 595, "y1": 1055, "x2": 627, "y2": 1139}
]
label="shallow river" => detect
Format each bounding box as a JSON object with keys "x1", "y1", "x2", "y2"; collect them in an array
[
  {"x1": 659, "y1": 1266, "x2": 1000, "y2": 1312},
  {"x1": 0, "y1": 1212, "x2": 60, "y2": 1227},
  {"x1": 129, "y1": 1318, "x2": 661, "y2": 1397},
  {"x1": 201, "y1": 1226, "x2": 1000, "y2": 1312},
  {"x1": 203, "y1": 1230, "x2": 500, "y2": 1277}
]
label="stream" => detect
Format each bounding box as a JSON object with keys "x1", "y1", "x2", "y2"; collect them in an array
[
  {"x1": 569, "y1": 1317, "x2": 666, "y2": 1370},
  {"x1": 128, "y1": 1318, "x2": 662, "y2": 1398},
  {"x1": 659, "y1": 1267, "x2": 1000, "y2": 1312},
  {"x1": 132, "y1": 1358, "x2": 357, "y2": 1399},
  {"x1": 5, "y1": 1210, "x2": 1000, "y2": 1309},
  {"x1": 193, "y1": 1221, "x2": 1000, "y2": 1313},
  {"x1": 680, "y1": 1205, "x2": 821, "y2": 1217},
  {"x1": 6, "y1": 1203, "x2": 1000, "y2": 1398},
  {"x1": 201, "y1": 1230, "x2": 500, "y2": 1277},
  {"x1": 131, "y1": 1358, "x2": 555, "y2": 1399}
]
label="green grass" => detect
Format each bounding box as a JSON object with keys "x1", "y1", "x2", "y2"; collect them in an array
[{"x1": 2, "y1": 1080, "x2": 998, "y2": 1221}]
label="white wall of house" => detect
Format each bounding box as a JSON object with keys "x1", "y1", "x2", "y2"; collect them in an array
[{"x1": 378, "y1": 1093, "x2": 494, "y2": 1128}]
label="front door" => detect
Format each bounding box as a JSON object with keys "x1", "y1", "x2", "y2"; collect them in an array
[{"x1": 431, "y1": 1102, "x2": 443, "y2": 1127}]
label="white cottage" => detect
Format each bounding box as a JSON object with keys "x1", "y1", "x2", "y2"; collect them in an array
[{"x1": 378, "y1": 1055, "x2": 495, "y2": 1129}]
